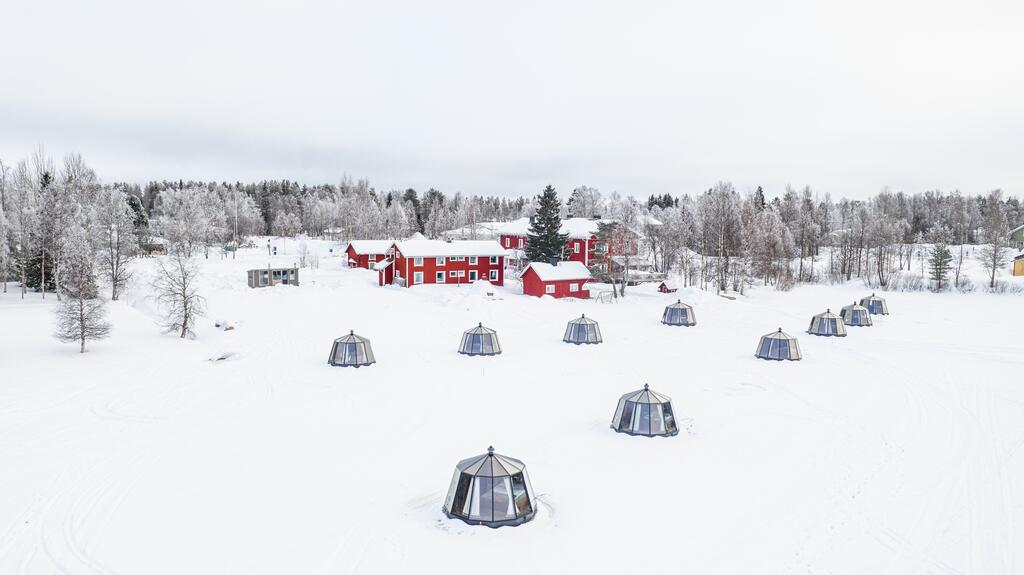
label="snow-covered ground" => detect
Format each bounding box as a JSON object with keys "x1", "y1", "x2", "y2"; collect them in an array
[{"x1": 2, "y1": 239, "x2": 1023, "y2": 574}]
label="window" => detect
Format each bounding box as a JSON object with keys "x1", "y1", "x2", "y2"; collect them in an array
[
  {"x1": 469, "y1": 256, "x2": 477, "y2": 264},
  {"x1": 449, "y1": 270, "x2": 458, "y2": 277},
  {"x1": 436, "y1": 271, "x2": 445, "y2": 283},
  {"x1": 469, "y1": 270, "x2": 478, "y2": 281},
  {"x1": 458, "y1": 270, "x2": 466, "y2": 277},
  {"x1": 545, "y1": 285, "x2": 555, "y2": 294},
  {"x1": 436, "y1": 257, "x2": 445, "y2": 265},
  {"x1": 569, "y1": 283, "x2": 579, "y2": 292},
  {"x1": 489, "y1": 256, "x2": 498, "y2": 264},
  {"x1": 489, "y1": 270, "x2": 498, "y2": 281},
  {"x1": 414, "y1": 257, "x2": 423, "y2": 266},
  {"x1": 504, "y1": 238, "x2": 511, "y2": 247},
  {"x1": 573, "y1": 243, "x2": 580, "y2": 253},
  {"x1": 413, "y1": 271, "x2": 423, "y2": 285},
  {"x1": 518, "y1": 238, "x2": 524, "y2": 248}
]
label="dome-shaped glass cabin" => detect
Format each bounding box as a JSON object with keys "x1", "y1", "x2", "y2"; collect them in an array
[
  {"x1": 662, "y1": 300, "x2": 696, "y2": 326},
  {"x1": 755, "y1": 328, "x2": 802, "y2": 361},
  {"x1": 443, "y1": 446, "x2": 536, "y2": 528},
  {"x1": 807, "y1": 309, "x2": 846, "y2": 337},
  {"x1": 859, "y1": 293, "x2": 889, "y2": 315},
  {"x1": 840, "y1": 302, "x2": 873, "y2": 327},
  {"x1": 459, "y1": 323, "x2": 502, "y2": 356},
  {"x1": 611, "y1": 384, "x2": 679, "y2": 437},
  {"x1": 563, "y1": 314, "x2": 602, "y2": 344},
  {"x1": 327, "y1": 330, "x2": 376, "y2": 367}
]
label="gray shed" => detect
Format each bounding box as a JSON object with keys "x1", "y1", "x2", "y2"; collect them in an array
[{"x1": 247, "y1": 267, "x2": 299, "y2": 288}]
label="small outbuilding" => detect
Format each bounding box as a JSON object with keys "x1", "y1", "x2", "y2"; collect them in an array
[
  {"x1": 443, "y1": 446, "x2": 537, "y2": 528},
  {"x1": 841, "y1": 302, "x2": 873, "y2": 327},
  {"x1": 807, "y1": 309, "x2": 847, "y2": 337},
  {"x1": 459, "y1": 323, "x2": 502, "y2": 356},
  {"x1": 657, "y1": 280, "x2": 679, "y2": 293},
  {"x1": 345, "y1": 240, "x2": 393, "y2": 269},
  {"x1": 859, "y1": 293, "x2": 889, "y2": 315},
  {"x1": 756, "y1": 328, "x2": 802, "y2": 361},
  {"x1": 611, "y1": 384, "x2": 679, "y2": 437},
  {"x1": 247, "y1": 267, "x2": 299, "y2": 288},
  {"x1": 520, "y1": 261, "x2": 592, "y2": 299},
  {"x1": 327, "y1": 331, "x2": 376, "y2": 367},
  {"x1": 662, "y1": 300, "x2": 696, "y2": 326},
  {"x1": 563, "y1": 314, "x2": 602, "y2": 344},
  {"x1": 1012, "y1": 254, "x2": 1024, "y2": 276}
]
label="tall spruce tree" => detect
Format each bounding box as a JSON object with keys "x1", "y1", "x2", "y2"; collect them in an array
[
  {"x1": 928, "y1": 243, "x2": 953, "y2": 291},
  {"x1": 525, "y1": 185, "x2": 568, "y2": 262}
]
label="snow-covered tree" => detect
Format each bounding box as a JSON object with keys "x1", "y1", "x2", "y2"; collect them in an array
[
  {"x1": 55, "y1": 224, "x2": 109, "y2": 353},
  {"x1": 152, "y1": 252, "x2": 205, "y2": 339},
  {"x1": 979, "y1": 189, "x2": 1010, "y2": 289},
  {"x1": 95, "y1": 186, "x2": 139, "y2": 300}
]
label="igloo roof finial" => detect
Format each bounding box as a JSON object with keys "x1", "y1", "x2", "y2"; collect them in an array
[
  {"x1": 350, "y1": 329, "x2": 354, "y2": 335},
  {"x1": 643, "y1": 383, "x2": 649, "y2": 391},
  {"x1": 778, "y1": 327, "x2": 782, "y2": 332},
  {"x1": 487, "y1": 445, "x2": 495, "y2": 456}
]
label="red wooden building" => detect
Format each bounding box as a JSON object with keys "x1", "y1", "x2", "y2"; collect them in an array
[
  {"x1": 520, "y1": 261, "x2": 592, "y2": 298},
  {"x1": 498, "y1": 217, "x2": 605, "y2": 266},
  {"x1": 345, "y1": 240, "x2": 393, "y2": 269},
  {"x1": 376, "y1": 240, "x2": 507, "y2": 287}
]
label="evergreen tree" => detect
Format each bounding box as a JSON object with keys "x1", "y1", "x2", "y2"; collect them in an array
[
  {"x1": 928, "y1": 243, "x2": 953, "y2": 290},
  {"x1": 525, "y1": 185, "x2": 568, "y2": 262},
  {"x1": 753, "y1": 186, "x2": 767, "y2": 211}
]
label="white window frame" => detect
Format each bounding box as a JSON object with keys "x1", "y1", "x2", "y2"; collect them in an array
[
  {"x1": 458, "y1": 270, "x2": 466, "y2": 278},
  {"x1": 518, "y1": 238, "x2": 524, "y2": 248},
  {"x1": 469, "y1": 256, "x2": 478, "y2": 264},
  {"x1": 449, "y1": 270, "x2": 458, "y2": 277},
  {"x1": 489, "y1": 270, "x2": 498, "y2": 281},
  {"x1": 436, "y1": 257, "x2": 445, "y2": 265},
  {"x1": 489, "y1": 256, "x2": 498, "y2": 264},
  {"x1": 469, "y1": 270, "x2": 478, "y2": 281},
  {"x1": 573, "y1": 242, "x2": 580, "y2": 253},
  {"x1": 505, "y1": 238, "x2": 511, "y2": 247},
  {"x1": 570, "y1": 283, "x2": 579, "y2": 292},
  {"x1": 436, "y1": 271, "x2": 445, "y2": 283},
  {"x1": 413, "y1": 271, "x2": 423, "y2": 285},
  {"x1": 414, "y1": 257, "x2": 423, "y2": 266},
  {"x1": 545, "y1": 284, "x2": 555, "y2": 294}
]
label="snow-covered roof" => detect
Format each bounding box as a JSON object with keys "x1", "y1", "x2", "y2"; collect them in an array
[
  {"x1": 1010, "y1": 224, "x2": 1024, "y2": 235},
  {"x1": 497, "y1": 217, "x2": 610, "y2": 239},
  {"x1": 373, "y1": 259, "x2": 392, "y2": 271},
  {"x1": 394, "y1": 239, "x2": 506, "y2": 258},
  {"x1": 406, "y1": 232, "x2": 427, "y2": 241},
  {"x1": 347, "y1": 240, "x2": 393, "y2": 254},
  {"x1": 520, "y1": 261, "x2": 592, "y2": 282}
]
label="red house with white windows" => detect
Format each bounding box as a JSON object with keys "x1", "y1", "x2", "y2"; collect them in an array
[
  {"x1": 345, "y1": 240, "x2": 393, "y2": 269},
  {"x1": 520, "y1": 261, "x2": 592, "y2": 298},
  {"x1": 376, "y1": 240, "x2": 507, "y2": 287},
  {"x1": 498, "y1": 217, "x2": 605, "y2": 266}
]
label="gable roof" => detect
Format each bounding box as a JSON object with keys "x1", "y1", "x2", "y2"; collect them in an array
[
  {"x1": 346, "y1": 240, "x2": 393, "y2": 255},
  {"x1": 393, "y1": 239, "x2": 507, "y2": 258},
  {"x1": 520, "y1": 261, "x2": 592, "y2": 282}
]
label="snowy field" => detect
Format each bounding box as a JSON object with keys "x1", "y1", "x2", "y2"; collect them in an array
[{"x1": 2, "y1": 239, "x2": 1023, "y2": 574}]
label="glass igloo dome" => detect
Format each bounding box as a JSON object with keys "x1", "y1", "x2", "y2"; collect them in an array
[
  {"x1": 443, "y1": 446, "x2": 536, "y2": 528},
  {"x1": 458, "y1": 323, "x2": 502, "y2": 356},
  {"x1": 611, "y1": 384, "x2": 679, "y2": 437},
  {"x1": 808, "y1": 309, "x2": 846, "y2": 337},
  {"x1": 841, "y1": 302, "x2": 873, "y2": 327},
  {"x1": 755, "y1": 328, "x2": 802, "y2": 361},
  {"x1": 327, "y1": 331, "x2": 376, "y2": 367},
  {"x1": 662, "y1": 300, "x2": 696, "y2": 326},
  {"x1": 563, "y1": 314, "x2": 602, "y2": 344}
]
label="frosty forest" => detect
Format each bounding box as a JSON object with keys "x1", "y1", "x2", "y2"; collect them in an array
[{"x1": 2, "y1": 149, "x2": 1021, "y2": 337}]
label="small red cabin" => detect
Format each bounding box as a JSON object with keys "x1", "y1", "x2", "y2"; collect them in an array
[
  {"x1": 657, "y1": 280, "x2": 678, "y2": 293},
  {"x1": 520, "y1": 261, "x2": 592, "y2": 298},
  {"x1": 345, "y1": 240, "x2": 393, "y2": 269}
]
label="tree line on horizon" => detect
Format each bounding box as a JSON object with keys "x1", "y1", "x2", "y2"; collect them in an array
[{"x1": 1, "y1": 149, "x2": 1021, "y2": 351}]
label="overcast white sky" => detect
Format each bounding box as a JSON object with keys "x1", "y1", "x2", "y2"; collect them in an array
[{"x1": 1, "y1": 0, "x2": 1022, "y2": 199}]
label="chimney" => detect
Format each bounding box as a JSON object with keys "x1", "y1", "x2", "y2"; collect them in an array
[{"x1": 548, "y1": 257, "x2": 560, "y2": 266}]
